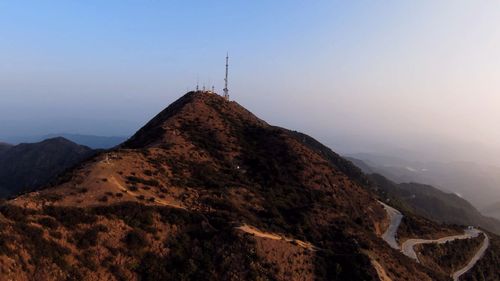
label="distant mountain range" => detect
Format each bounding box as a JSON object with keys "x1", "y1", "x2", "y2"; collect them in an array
[
  {"x1": 346, "y1": 153, "x2": 500, "y2": 214},
  {"x1": 0, "y1": 137, "x2": 96, "y2": 198},
  {"x1": 483, "y1": 202, "x2": 500, "y2": 220},
  {"x1": 0, "y1": 133, "x2": 127, "y2": 149},
  {"x1": 347, "y1": 157, "x2": 500, "y2": 235}
]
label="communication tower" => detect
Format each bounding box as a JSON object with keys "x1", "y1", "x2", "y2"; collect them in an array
[{"x1": 223, "y1": 53, "x2": 229, "y2": 100}]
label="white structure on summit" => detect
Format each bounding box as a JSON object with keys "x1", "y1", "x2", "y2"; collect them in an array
[
  {"x1": 223, "y1": 53, "x2": 229, "y2": 101},
  {"x1": 193, "y1": 54, "x2": 230, "y2": 100}
]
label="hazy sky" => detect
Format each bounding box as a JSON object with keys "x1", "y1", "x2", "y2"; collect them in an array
[{"x1": 1, "y1": 1, "x2": 500, "y2": 162}]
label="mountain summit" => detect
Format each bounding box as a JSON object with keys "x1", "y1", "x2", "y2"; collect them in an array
[
  {"x1": 123, "y1": 91, "x2": 267, "y2": 149},
  {"x1": 0, "y1": 91, "x2": 486, "y2": 281}
]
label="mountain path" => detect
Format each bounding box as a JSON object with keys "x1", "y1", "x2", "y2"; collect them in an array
[
  {"x1": 379, "y1": 202, "x2": 490, "y2": 281},
  {"x1": 371, "y1": 259, "x2": 393, "y2": 281},
  {"x1": 236, "y1": 224, "x2": 318, "y2": 251},
  {"x1": 109, "y1": 176, "x2": 186, "y2": 210}
]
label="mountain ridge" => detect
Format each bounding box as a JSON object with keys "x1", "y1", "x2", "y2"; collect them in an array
[
  {"x1": 348, "y1": 157, "x2": 500, "y2": 235},
  {"x1": 0, "y1": 137, "x2": 96, "y2": 198},
  {"x1": 1, "y1": 134, "x2": 126, "y2": 149},
  {"x1": 0, "y1": 91, "x2": 492, "y2": 281},
  {"x1": 346, "y1": 152, "x2": 500, "y2": 211}
]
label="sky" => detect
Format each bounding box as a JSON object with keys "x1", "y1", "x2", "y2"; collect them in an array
[{"x1": 1, "y1": 1, "x2": 500, "y2": 163}]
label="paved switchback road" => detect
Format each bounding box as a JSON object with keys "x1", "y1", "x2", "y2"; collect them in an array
[
  {"x1": 379, "y1": 202, "x2": 490, "y2": 281},
  {"x1": 379, "y1": 201, "x2": 403, "y2": 250},
  {"x1": 452, "y1": 233, "x2": 490, "y2": 281},
  {"x1": 401, "y1": 228, "x2": 482, "y2": 262}
]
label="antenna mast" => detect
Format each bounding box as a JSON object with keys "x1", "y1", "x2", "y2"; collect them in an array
[{"x1": 223, "y1": 53, "x2": 229, "y2": 100}]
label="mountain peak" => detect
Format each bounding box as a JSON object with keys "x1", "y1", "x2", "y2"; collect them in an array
[
  {"x1": 40, "y1": 136, "x2": 76, "y2": 145},
  {"x1": 2, "y1": 90, "x2": 485, "y2": 281},
  {"x1": 123, "y1": 91, "x2": 266, "y2": 149}
]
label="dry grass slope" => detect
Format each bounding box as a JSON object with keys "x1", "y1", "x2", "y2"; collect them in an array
[{"x1": 0, "y1": 91, "x2": 488, "y2": 281}]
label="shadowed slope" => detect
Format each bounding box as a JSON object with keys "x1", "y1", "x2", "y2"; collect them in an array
[
  {"x1": 0, "y1": 91, "x2": 470, "y2": 281},
  {"x1": 0, "y1": 137, "x2": 95, "y2": 198}
]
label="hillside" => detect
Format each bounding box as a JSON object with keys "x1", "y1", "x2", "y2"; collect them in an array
[
  {"x1": 346, "y1": 153, "x2": 500, "y2": 213},
  {"x1": 348, "y1": 157, "x2": 500, "y2": 235},
  {"x1": 416, "y1": 234, "x2": 485, "y2": 276},
  {"x1": 2, "y1": 134, "x2": 126, "y2": 149},
  {"x1": 0, "y1": 137, "x2": 96, "y2": 198},
  {"x1": 462, "y1": 233, "x2": 500, "y2": 281},
  {"x1": 369, "y1": 174, "x2": 500, "y2": 235},
  {"x1": 0, "y1": 91, "x2": 488, "y2": 281},
  {"x1": 0, "y1": 142, "x2": 12, "y2": 154},
  {"x1": 42, "y1": 134, "x2": 126, "y2": 149}
]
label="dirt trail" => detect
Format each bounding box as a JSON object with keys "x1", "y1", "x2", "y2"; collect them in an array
[
  {"x1": 371, "y1": 259, "x2": 393, "y2": 281},
  {"x1": 236, "y1": 224, "x2": 317, "y2": 251},
  {"x1": 109, "y1": 176, "x2": 185, "y2": 210}
]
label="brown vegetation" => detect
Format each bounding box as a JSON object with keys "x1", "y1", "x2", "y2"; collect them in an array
[
  {"x1": 0, "y1": 91, "x2": 489, "y2": 281},
  {"x1": 462, "y1": 233, "x2": 500, "y2": 281},
  {"x1": 416, "y1": 234, "x2": 485, "y2": 275}
]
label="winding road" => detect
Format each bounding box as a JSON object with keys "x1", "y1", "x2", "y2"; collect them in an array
[
  {"x1": 401, "y1": 228, "x2": 482, "y2": 262},
  {"x1": 379, "y1": 201, "x2": 490, "y2": 281},
  {"x1": 379, "y1": 201, "x2": 403, "y2": 250},
  {"x1": 451, "y1": 233, "x2": 490, "y2": 281}
]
